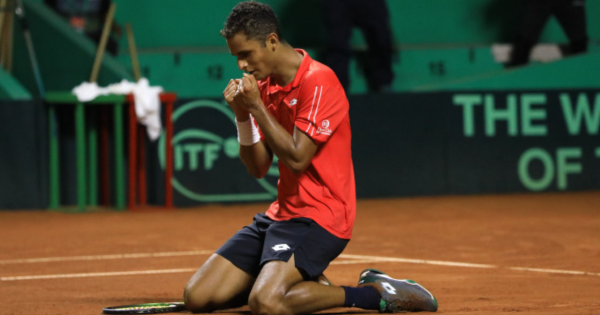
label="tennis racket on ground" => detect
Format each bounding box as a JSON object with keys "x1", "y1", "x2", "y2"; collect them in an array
[{"x1": 103, "y1": 302, "x2": 185, "y2": 314}]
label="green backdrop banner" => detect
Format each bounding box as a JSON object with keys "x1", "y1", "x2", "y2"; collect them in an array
[{"x1": 159, "y1": 90, "x2": 600, "y2": 206}]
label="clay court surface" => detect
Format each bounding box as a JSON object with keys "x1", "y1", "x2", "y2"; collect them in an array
[{"x1": 1, "y1": 191, "x2": 599, "y2": 314}]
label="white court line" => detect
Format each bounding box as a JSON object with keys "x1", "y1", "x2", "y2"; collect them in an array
[
  {"x1": 509, "y1": 267, "x2": 600, "y2": 276},
  {"x1": 1, "y1": 268, "x2": 197, "y2": 281},
  {"x1": 0, "y1": 250, "x2": 213, "y2": 265},
  {"x1": 342, "y1": 254, "x2": 600, "y2": 277},
  {"x1": 330, "y1": 259, "x2": 382, "y2": 265},
  {"x1": 339, "y1": 254, "x2": 496, "y2": 269}
]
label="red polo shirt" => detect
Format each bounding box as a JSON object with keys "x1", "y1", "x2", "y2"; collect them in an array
[{"x1": 257, "y1": 49, "x2": 356, "y2": 240}]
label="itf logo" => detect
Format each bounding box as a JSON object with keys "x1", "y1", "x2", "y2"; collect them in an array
[{"x1": 158, "y1": 99, "x2": 279, "y2": 204}]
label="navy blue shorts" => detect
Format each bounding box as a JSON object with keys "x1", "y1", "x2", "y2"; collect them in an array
[{"x1": 216, "y1": 213, "x2": 349, "y2": 280}]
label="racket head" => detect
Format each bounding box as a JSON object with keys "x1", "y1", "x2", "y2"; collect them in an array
[{"x1": 103, "y1": 302, "x2": 185, "y2": 314}]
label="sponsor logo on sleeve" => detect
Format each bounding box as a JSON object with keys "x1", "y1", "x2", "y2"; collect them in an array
[{"x1": 316, "y1": 119, "x2": 332, "y2": 135}]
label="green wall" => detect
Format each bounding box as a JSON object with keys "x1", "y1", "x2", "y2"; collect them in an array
[
  {"x1": 416, "y1": 51, "x2": 600, "y2": 91},
  {"x1": 107, "y1": 0, "x2": 600, "y2": 97},
  {"x1": 20, "y1": 0, "x2": 600, "y2": 98},
  {"x1": 110, "y1": 0, "x2": 599, "y2": 49}
]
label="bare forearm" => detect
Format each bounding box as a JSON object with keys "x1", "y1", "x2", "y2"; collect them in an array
[
  {"x1": 249, "y1": 106, "x2": 311, "y2": 174},
  {"x1": 239, "y1": 142, "x2": 272, "y2": 178}
]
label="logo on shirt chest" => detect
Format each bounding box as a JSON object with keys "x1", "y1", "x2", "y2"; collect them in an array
[
  {"x1": 283, "y1": 95, "x2": 298, "y2": 108},
  {"x1": 279, "y1": 95, "x2": 300, "y2": 125},
  {"x1": 280, "y1": 89, "x2": 299, "y2": 107},
  {"x1": 317, "y1": 119, "x2": 332, "y2": 135}
]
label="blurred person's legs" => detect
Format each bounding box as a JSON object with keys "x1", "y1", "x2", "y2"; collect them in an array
[
  {"x1": 323, "y1": 0, "x2": 353, "y2": 90},
  {"x1": 552, "y1": 0, "x2": 588, "y2": 55},
  {"x1": 509, "y1": 0, "x2": 553, "y2": 67},
  {"x1": 354, "y1": 0, "x2": 394, "y2": 92}
]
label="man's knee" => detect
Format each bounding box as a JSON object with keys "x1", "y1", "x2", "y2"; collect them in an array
[
  {"x1": 183, "y1": 285, "x2": 214, "y2": 313},
  {"x1": 183, "y1": 282, "x2": 236, "y2": 313},
  {"x1": 248, "y1": 290, "x2": 291, "y2": 315},
  {"x1": 184, "y1": 254, "x2": 254, "y2": 312},
  {"x1": 185, "y1": 277, "x2": 253, "y2": 313}
]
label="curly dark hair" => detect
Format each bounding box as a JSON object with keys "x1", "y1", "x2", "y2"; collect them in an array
[{"x1": 220, "y1": 1, "x2": 285, "y2": 45}]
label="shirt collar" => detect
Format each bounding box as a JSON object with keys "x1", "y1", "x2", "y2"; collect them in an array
[{"x1": 267, "y1": 49, "x2": 311, "y2": 95}]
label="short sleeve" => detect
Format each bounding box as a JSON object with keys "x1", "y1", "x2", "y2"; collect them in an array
[
  {"x1": 256, "y1": 81, "x2": 268, "y2": 141},
  {"x1": 294, "y1": 83, "x2": 348, "y2": 144},
  {"x1": 254, "y1": 117, "x2": 265, "y2": 141}
]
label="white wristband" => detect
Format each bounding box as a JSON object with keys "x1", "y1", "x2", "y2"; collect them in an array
[{"x1": 236, "y1": 114, "x2": 260, "y2": 146}]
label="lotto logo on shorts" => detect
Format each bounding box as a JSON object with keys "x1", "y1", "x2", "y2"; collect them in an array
[{"x1": 272, "y1": 244, "x2": 291, "y2": 251}]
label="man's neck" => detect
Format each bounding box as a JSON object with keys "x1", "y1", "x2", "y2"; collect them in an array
[{"x1": 271, "y1": 46, "x2": 303, "y2": 87}]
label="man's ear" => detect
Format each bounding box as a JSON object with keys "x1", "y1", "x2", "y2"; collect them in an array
[{"x1": 266, "y1": 33, "x2": 279, "y2": 51}]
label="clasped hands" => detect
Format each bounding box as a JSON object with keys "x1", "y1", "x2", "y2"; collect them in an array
[{"x1": 223, "y1": 73, "x2": 261, "y2": 116}]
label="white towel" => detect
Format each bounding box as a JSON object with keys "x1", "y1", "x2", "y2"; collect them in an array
[
  {"x1": 72, "y1": 78, "x2": 164, "y2": 141},
  {"x1": 72, "y1": 81, "x2": 109, "y2": 102}
]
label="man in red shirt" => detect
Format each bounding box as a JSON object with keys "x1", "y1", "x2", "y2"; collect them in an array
[{"x1": 184, "y1": 2, "x2": 437, "y2": 314}]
